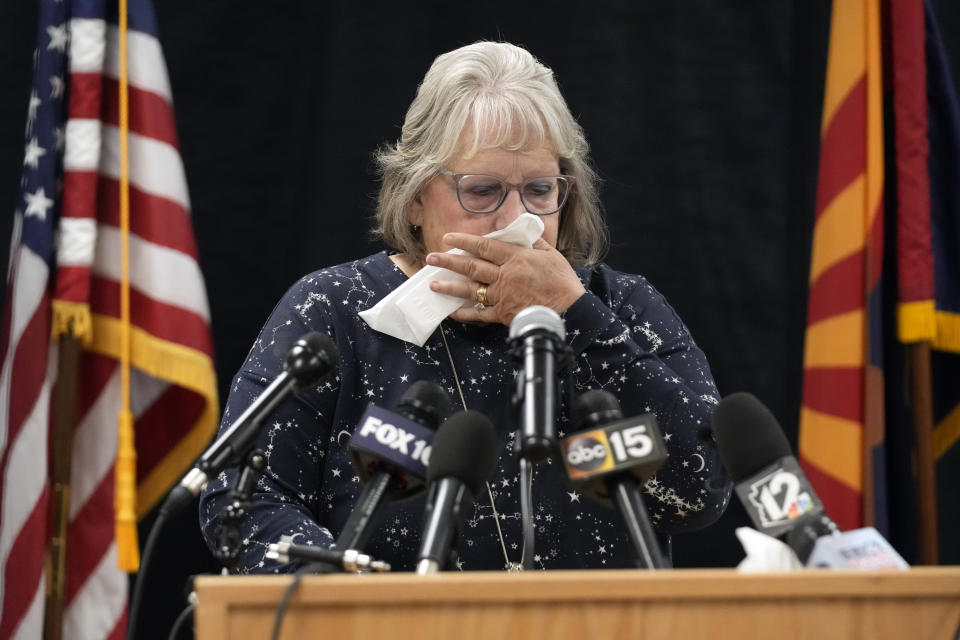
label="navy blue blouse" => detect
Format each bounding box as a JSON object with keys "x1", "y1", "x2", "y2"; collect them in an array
[{"x1": 199, "y1": 251, "x2": 731, "y2": 572}]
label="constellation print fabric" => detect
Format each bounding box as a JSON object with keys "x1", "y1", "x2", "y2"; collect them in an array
[{"x1": 199, "y1": 251, "x2": 732, "y2": 572}]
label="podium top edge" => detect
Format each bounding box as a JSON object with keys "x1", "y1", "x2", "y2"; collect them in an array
[{"x1": 194, "y1": 567, "x2": 960, "y2": 606}]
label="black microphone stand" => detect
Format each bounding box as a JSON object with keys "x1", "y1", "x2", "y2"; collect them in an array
[
  {"x1": 213, "y1": 448, "x2": 266, "y2": 573},
  {"x1": 127, "y1": 333, "x2": 336, "y2": 640},
  {"x1": 508, "y1": 321, "x2": 571, "y2": 571},
  {"x1": 607, "y1": 476, "x2": 668, "y2": 569},
  {"x1": 333, "y1": 470, "x2": 398, "y2": 551}
]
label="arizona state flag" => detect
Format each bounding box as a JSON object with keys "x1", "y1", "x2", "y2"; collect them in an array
[
  {"x1": 801, "y1": 0, "x2": 960, "y2": 561},
  {"x1": 800, "y1": 0, "x2": 886, "y2": 533}
]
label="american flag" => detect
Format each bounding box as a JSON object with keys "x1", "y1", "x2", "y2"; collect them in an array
[{"x1": 0, "y1": 0, "x2": 219, "y2": 637}]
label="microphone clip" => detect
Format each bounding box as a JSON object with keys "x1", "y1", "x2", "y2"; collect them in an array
[
  {"x1": 213, "y1": 448, "x2": 267, "y2": 572},
  {"x1": 266, "y1": 536, "x2": 391, "y2": 573}
]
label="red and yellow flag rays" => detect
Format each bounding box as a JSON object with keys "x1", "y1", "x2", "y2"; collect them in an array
[{"x1": 799, "y1": 0, "x2": 885, "y2": 530}]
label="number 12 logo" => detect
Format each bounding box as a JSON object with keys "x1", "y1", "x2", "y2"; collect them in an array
[{"x1": 748, "y1": 469, "x2": 815, "y2": 527}]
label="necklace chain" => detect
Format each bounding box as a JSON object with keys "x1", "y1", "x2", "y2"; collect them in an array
[{"x1": 439, "y1": 325, "x2": 524, "y2": 571}]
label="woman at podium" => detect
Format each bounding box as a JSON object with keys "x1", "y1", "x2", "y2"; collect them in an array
[{"x1": 199, "y1": 41, "x2": 731, "y2": 573}]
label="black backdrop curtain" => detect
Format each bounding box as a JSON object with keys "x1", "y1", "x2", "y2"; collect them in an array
[{"x1": 2, "y1": 1, "x2": 959, "y2": 637}]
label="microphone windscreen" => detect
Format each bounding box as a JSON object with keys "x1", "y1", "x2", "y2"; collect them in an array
[
  {"x1": 397, "y1": 380, "x2": 449, "y2": 430},
  {"x1": 284, "y1": 331, "x2": 339, "y2": 386},
  {"x1": 299, "y1": 331, "x2": 338, "y2": 361},
  {"x1": 571, "y1": 389, "x2": 624, "y2": 431},
  {"x1": 509, "y1": 305, "x2": 565, "y2": 340},
  {"x1": 712, "y1": 392, "x2": 792, "y2": 481},
  {"x1": 426, "y1": 410, "x2": 499, "y2": 494}
]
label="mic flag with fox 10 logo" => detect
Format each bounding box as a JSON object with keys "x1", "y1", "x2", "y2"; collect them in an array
[{"x1": 348, "y1": 403, "x2": 436, "y2": 495}]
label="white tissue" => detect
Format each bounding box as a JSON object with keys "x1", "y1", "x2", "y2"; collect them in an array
[
  {"x1": 359, "y1": 213, "x2": 546, "y2": 346},
  {"x1": 735, "y1": 527, "x2": 803, "y2": 572}
]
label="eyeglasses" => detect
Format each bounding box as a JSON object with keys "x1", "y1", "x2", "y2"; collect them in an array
[{"x1": 438, "y1": 169, "x2": 575, "y2": 215}]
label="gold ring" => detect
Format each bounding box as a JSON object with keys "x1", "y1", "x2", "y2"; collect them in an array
[{"x1": 475, "y1": 284, "x2": 488, "y2": 311}]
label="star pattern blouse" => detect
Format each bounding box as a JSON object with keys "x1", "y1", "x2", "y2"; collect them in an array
[{"x1": 199, "y1": 251, "x2": 732, "y2": 572}]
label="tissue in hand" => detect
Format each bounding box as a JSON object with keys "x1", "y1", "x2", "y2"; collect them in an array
[{"x1": 358, "y1": 213, "x2": 545, "y2": 346}]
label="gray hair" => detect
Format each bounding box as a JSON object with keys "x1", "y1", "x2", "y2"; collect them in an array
[{"x1": 373, "y1": 41, "x2": 607, "y2": 265}]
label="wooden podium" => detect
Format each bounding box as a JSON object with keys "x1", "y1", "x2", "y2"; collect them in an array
[{"x1": 194, "y1": 567, "x2": 960, "y2": 639}]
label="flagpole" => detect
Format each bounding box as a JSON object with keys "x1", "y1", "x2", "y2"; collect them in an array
[
  {"x1": 908, "y1": 342, "x2": 939, "y2": 564},
  {"x1": 115, "y1": 0, "x2": 140, "y2": 572},
  {"x1": 43, "y1": 332, "x2": 81, "y2": 640}
]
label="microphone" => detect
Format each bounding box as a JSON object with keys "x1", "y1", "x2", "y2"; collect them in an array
[
  {"x1": 415, "y1": 410, "x2": 499, "y2": 575},
  {"x1": 560, "y1": 389, "x2": 669, "y2": 569},
  {"x1": 713, "y1": 393, "x2": 909, "y2": 569},
  {"x1": 712, "y1": 393, "x2": 911, "y2": 568},
  {"x1": 509, "y1": 305, "x2": 568, "y2": 463},
  {"x1": 334, "y1": 381, "x2": 449, "y2": 551},
  {"x1": 267, "y1": 535, "x2": 391, "y2": 573},
  {"x1": 711, "y1": 392, "x2": 833, "y2": 549},
  {"x1": 162, "y1": 331, "x2": 338, "y2": 516}
]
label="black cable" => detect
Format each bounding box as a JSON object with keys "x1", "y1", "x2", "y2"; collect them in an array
[
  {"x1": 166, "y1": 602, "x2": 195, "y2": 640},
  {"x1": 270, "y1": 562, "x2": 334, "y2": 640},
  {"x1": 126, "y1": 508, "x2": 169, "y2": 640}
]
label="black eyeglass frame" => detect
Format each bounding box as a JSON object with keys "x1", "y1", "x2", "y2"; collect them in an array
[{"x1": 438, "y1": 168, "x2": 575, "y2": 216}]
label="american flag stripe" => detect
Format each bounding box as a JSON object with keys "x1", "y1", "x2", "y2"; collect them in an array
[
  {"x1": 102, "y1": 27, "x2": 172, "y2": 100},
  {"x1": 3, "y1": 501, "x2": 47, "y2": 640},
  {"x1": 59, "y1": 172, "x2": 97, "y2": 220},
  {"x1": 55, "y1": 220, "x2": 99, "y2": 266},
  {"x1": 58, "y1": 265, "x2": 212, "y2": 342},
  {"x1": 67, "y1": 367, "x2": 121, "y2": 523},
  {"x1": 102, "y1": 80, "x2": 180, "y2": 146},
  {"x1": 93, "y1": 178, "x2": 198, "y2": 257},
  {"x1": 0, "y1": 341, "x2": 56, "y2": 640},
  {"x1": 90, "y1": 227, "x2": 208, "y2": 320},
  {"x1": 2, "y1": 498, "x2": 46, "y2": 639},
  {"x1": 1, "y1": 475, "x2": 45, "y2": 637},
  {"x1": 10, "y1": 580, "x2": 44, "y2": 640},
  {"x1": 67, "y1": 364, "x2": 174, "y2": 523},
  {"x1": 91, "y1": 279, "x2": 213, "y2": 356},
  {"x1": 0, "y1": 259, "x2": 51, "y2": 517},
  {"x1": 60, "y1": 174, "x2": 199, "y2": 261},
  {"x1": 67, "y1": 470, "x2": 116, "y2": 602},
  {"x1": 0, "y1": 333, "x2": 51, "y2": 521},
  {"x1": 1, "y1": 0, "x2": 218, "y2": 637},
  {"x1": 73, "y1": 352, "x2": 117, "y2": 424},
  {"x1": 66, "y1": 126, "x2": 190, "y2": 209},
  {"x1": 68, "y1": 77, "x2": 105, "y2": 122},
  {"x1": 62, "y1": 120, "x2": 103, "y2": 175},
  {"x1": 1, "y1": 253, "x2": 49, "y2": 411},
  {"x1": 68, "y1": 19, "x2": 106, "y2": 75},
  {"x1": 134, "y1": 387, "x2": 206, "y2": 478},
  {"x1": 3, "y1": 274, "x2": 51, "y2": 443},
  {"x1": 64, "y1": 544, "x2": 127, "y2": 640},
  {"x1": 70, "y1": 18, "x2": 172, "y2": 104}
]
